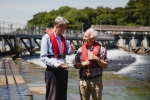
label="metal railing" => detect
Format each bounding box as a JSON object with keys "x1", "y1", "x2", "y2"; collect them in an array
[
  {"x1": 0, "y1": 21, "x2": 47, "y2": 35},
  {"x1": 0, "y1": 21, "x2": 115, "y2": 40}
]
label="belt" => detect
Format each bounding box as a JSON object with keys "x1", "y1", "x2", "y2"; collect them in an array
[
  {"x1": 80, "y1": 73, "x2": 102, "y2": 80},
  {"x1": 46, "y1": 66, "x2": 66, "y2": 72},
  {"x1": 47, "y1": 54, "x2": 66, "y2": 58}
]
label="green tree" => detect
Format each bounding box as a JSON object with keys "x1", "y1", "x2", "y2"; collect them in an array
[
  {"x1": 27, "y1": 0, "x2": 150, "y2": 31},
  {"x1": 28, "y1": 11, "x2": 48, "y2": 26}
]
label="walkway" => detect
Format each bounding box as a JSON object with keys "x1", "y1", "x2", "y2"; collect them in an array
[
  {"x1": 0, "y1": 58, "x2": 32, "y2": 100},
  {"x1": 0, "y1": 57, "x2": 150, "y2": 100}
]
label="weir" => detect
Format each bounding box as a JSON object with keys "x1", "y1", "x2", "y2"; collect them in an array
[{"x1": 116, "y1": 32, "x2": 150, "y2": 53}]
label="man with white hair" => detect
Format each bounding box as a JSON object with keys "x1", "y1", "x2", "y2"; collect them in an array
[
  {"x1": 40, "y1": 16, "x2": 76, "y2": 100},
  {"x1": 74, "y1": 28, "x2": 108, "y2": 100}
]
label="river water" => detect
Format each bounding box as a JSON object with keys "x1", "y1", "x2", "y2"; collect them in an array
[
  {"x1": 21, "y1": 48, "x2": 150, "y2": 83},
  {"x1": 20, "y1": 48, "x2": 150, "y2": 100}
]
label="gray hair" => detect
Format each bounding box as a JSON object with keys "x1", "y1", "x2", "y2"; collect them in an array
[
  {"x1": 86, "y1": 28, "x2": 98, "y2": 38},
  {"x1": 54, "y1": 16, "x2": 69, "y2": 26}
]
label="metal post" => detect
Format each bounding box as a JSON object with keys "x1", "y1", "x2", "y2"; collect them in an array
[
  {"x1": 39, "y1": 26, "x2": 40, "y2": 35},
  {"x1": 8, "y1": 23, "x2": 13, "y2": 34},
  {"x1": 0, "y1": 22, "x2": 1, "y2": 35},
  {"x1": 34, "y1": 25, "x2": 35, "y2": 35},
  {"x1": 82, "y1": 23, "x2": 84, "y2": 33},
  {"x1": 27, "y1": 25, "x2": 29, "y2": 35},
  {"x1": 2, "y1": 37, "x2": 6, "y2": 51},
  {"x1": 0, "y1": 21, "x2": 4, "y2": 34},
  {"x1": 3, "y1": 22, "x2": 5, "y2": 34},
  {"x1": 100, "y1": 20, "x2": 102, "y2": 34}
]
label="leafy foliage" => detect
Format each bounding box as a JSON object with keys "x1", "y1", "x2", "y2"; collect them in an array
[
  {"x1": 16, "y1": 44, "x2": 25, "y2": 54},
  {"x1": 27, "y1": 0, "x2": 150, "y2": 31}
]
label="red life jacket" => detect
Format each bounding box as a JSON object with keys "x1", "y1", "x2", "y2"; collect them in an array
[
  {"x1": 82, "y1": 42, "x2": 100, "y2": 68},
  {"x1": 45, "y1": 29, "x2": 66, "y2": 58}
]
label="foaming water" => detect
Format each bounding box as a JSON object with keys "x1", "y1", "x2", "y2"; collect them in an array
[
  {"x1": 102, "y1": 49, "x2": 150, "y2": 82},
  {"x1": 116, "y1": 53, "x2": 150, "y2": 82},
  {"x1": 107, "y1": 48, "x2": 130, "y2": 59},
  {"x1": 23, "y1": 56, "x2": 47, "y2": 67},
  {"x1": 105, "y1": 49, "x2": 136, "y2": 71}
]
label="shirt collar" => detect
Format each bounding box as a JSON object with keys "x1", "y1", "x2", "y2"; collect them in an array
[
  {"x1": 86, "y1": 45, "x2": 94, "y2": 51},
  {"x1": 53, "y1": 29, "x2": 60, "y2": 37},
  {"x1": 86, "y1": 42, "x2": 96, "y2": 51}
]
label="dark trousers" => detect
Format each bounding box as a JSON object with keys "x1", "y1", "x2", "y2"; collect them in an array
[{"x1": 45, "y1": 66, "x2": 68, "y2": 100}]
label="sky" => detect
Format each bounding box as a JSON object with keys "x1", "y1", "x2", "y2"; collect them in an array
[{"x1": 0, "y1": 0, "x2": 129, "y2": 25}]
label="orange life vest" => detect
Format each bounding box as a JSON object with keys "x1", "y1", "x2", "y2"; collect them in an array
[
  {"x1": 45, "y1": 29, "x2": 66, "y2": 58},
  {"x1": 82, "y1": 42, "x2": 100, "y2": 68}
]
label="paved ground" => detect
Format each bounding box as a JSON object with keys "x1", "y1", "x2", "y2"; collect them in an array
[
  {"x1": 0, "y1": 58, "x2": 32, "y2": 100},
  {"x1": 0, "y1": 57, "x2": 150, "y2": 100}
]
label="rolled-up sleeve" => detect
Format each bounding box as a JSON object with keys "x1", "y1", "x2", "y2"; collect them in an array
[
  {"x1": 100, "y1": 47, "x2": 109, "y2": 63},
  {"x1": 74, "y1": 47, "x2": 82, "y2": 63}
]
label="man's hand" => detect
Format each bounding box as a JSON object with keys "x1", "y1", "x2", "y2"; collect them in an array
[
  {"x1": 74, "y1": 63, "x2": 83, "y2": 69},
  {"x1": 58, "y1": 64, "x2": 70, "y2": 69},
  {"x1": 88, "y1": 53, "x2": 99, "y2": 61},
  {"x1": 69, "y1": 45, "x2": 76, "y2": 50},
  {"x1": 81, "y1": 60, "x2": 90, "y2": 66},
  {"x1": 74, "y1": 60, "x2": 90, "y2": 69}
]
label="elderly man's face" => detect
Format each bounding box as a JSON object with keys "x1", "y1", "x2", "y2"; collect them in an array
[
  {"x1": 57, "y1": 23, "x2": 68, "y2": 34},
  {"x1": 83, "y1": 31, "x2": 94, "y2": 46}
]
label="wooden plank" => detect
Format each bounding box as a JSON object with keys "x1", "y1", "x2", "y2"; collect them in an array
[
  {"x1": 15, "y1": 76, "x2": 25, "y2": 84},
  {"x1": 0, "y1": 76, "x2": 6, "y2": 85}
]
